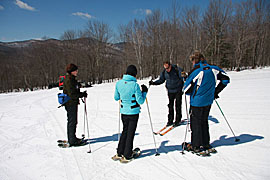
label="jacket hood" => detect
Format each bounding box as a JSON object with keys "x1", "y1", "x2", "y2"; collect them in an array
[{"x1": 122, "y1": 74, "x2": 137, "y2": 82}]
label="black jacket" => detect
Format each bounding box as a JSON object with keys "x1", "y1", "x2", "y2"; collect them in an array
[
  {"x1": 63, "y1": 74, "x2": 83, "y2": 106},
  {"x1": 153, "y1": 65, "x2": 184, "y2": 93}
]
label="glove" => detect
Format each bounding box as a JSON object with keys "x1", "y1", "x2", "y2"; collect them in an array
[
  {"x1": 214, "y1": 92, "x2": 219, "y2": 99},
  {"x1": 149, "y1": 80, "x2": 154, "y2": 85},
  {"x1": 141, "y1": 84, "x2": 148, "y2": 93},
  {"x1": 82, "y1": 91, "x2": 88, "y2": 98},
  {"x1": 181, "y1": 71, "x2": 187, "y2": 78}
]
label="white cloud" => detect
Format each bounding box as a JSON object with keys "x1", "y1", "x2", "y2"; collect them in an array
[
  {"x1": 0, "y1": 5, "x2": 4, "y2": 10},
  {"x1": 15, "y1": 0, "x2": 36, "y2": 11},
  {"x1": 134, "y1": 9, "x2": 152, "y2": 15},
  {"x1": 72, "y1": 12, "x2": 93, "y2": 19}
]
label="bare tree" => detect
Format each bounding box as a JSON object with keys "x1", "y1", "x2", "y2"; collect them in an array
[
  {"x1": 201, "y1": 0, "x2": 232, "y2": 66},
  {"x1": 60, "y1": 30, "x2": 78, "y2": 40}
]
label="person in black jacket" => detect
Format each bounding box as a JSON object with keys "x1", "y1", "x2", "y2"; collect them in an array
[
  {"x1": 63, "y1": 63, "x2": 87, "y2": 146},
  {"x1": 149, "y1": 61, "x2": 184, "y2": 127}
]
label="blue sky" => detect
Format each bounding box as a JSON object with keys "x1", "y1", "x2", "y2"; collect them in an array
[{"x1": 0, "y1": 0, "x2": 238, "y2": 42}]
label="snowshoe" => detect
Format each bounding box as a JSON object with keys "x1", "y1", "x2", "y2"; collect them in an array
[
  {"x1": 204, "y1": 145, "x2": 217, "y2": 154},
  {"x1": 182, "y1": 142, "x2": 193, "y2": 151},
  {"x1": 119, "y1": 148, "x2": 141, "y2": 163},
  {"x1": 192, "y1": 147, "x2": 210, "y2": 157},
  {"x1": 182, "y1": 143, "x2": 211, "y2": 157},
  {"x1": 111, "y1": 154, "x2": 122, "y2": 161},
  {"x1": 58, "y1": 139, "x2": 87, "y2": 148},
  {"x1": 207, "y1": 147, "x2": 217, "y2": 154},
  {"x1": 119, "y1": 156, "x2": 132, "y2": 163},
  {"x1": 58, "y1": 143, "x2": 70, "y2": 148},
  {"x1": 57, "y1": 137, "x2": 84, "y2": 145},
  {"x1": 57, "y1": 140, "x2": 68, "y2": 144},
  {"x1": 195, "y1": 150, "x2": 211, "y2": 157}
]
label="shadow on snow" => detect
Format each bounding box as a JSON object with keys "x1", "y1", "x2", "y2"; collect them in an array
[
  {"x1": 208, "y1": 115, "x2": 219, "y2": 123},
  {"x1": 139, "y1": 140, "x2": 181, "y2": 158},
  {"x1": 138, "y1": 133, "x2": 264, "y2": 159},
  {"x1": 85, "y1": 133, "x2": 139, "y2": 144},
  {"x1": 211, "y1": 134, "x2": 264, "y2": 148}
]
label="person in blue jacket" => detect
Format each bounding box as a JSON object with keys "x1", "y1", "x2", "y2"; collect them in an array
[
  {"x1": 112, "y1": 65, "x2": 148, "y2": 163},
  {"x1": 149, "y1": 61, "x2": 184, "y2": 127},
  {"x1": 183, "y1": 51, "x2": 230, "y2": 153}
]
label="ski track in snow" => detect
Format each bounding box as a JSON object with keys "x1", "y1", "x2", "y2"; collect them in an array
[{"x1": 0, "y1": 68, "x2": 270, "y2": 179}]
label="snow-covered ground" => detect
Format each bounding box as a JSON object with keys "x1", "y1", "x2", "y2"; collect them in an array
[{"x1": 0, "y1": 68, "x2": 270, "y2": 180}]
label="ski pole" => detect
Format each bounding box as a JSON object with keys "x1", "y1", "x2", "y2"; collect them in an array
[
  {"x1": 145, "y1": 97, "x2": 160, "y2": 156},
  {"x1": 184, "y1": 93, "x2": 191, "y2": 132},
  {"x1": 82, "y1": 98, "x2": 86, "y2": 139},
  {"x1": 215, "y1": 99, "x2": 240, "y2": 142},
  {"x1": 118, "y1": 100, "x2": 121, "y2": 142},
  {"x1": 84, "y1": 97, "x2": 92, "y2": 153},
  {"x1": 181, "y1": 93, "x2": 191, "y2": 154}
]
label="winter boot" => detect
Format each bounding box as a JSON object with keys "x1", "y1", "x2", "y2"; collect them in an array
[
  {"x1": 173, "y1": 120, "x2": 182, "y2": 127},
  {"x1": 166, "y1": 121, "x2": 173, "y2": 126},
  {"x1": 70, "y1": 139, "x2": 86, "y2": 147}
]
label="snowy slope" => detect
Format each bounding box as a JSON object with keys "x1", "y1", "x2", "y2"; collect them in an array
[{"x1": 0, "y1": 68, "x2": 270, "y2": 180}]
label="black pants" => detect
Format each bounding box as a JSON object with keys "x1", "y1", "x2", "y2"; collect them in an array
[
  {"x1": 167, "y1": 91, "x2": 182, "y2": 124},
  {"x1": 190, "y1": 105, "x2": 211, "y2": 148},
  {"x1": 65, "y1": 105, "x2": 78, "y2": 145},
  {"x1": 117, "y1": 114, "x2": 139, "y2": 159}
]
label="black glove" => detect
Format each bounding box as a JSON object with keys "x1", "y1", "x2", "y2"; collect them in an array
[
  {"x1": 214, "y1": 92, "x2": 219, "y2": 99},
  {"x1": 82, "y1": 91, "x2": 88, "y2": 98},
  {"x1": 149, "y1": 80, "x2": 154, "y2": 85},
  {"x1": 141, "y1": 84, "x2": 148, "y2": 93}
]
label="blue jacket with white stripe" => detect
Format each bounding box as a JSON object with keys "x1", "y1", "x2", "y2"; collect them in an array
[
  {"x1": 183, "y1": 61, "x2": 230, "y2": 107},
  {"x1": 114, "y1": 74, "x2": 147, "y2": 115}
]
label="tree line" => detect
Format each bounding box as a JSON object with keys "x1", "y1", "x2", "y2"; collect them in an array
[{"x1": 0, "y1": 0, "x2": 269, "y2": 93}]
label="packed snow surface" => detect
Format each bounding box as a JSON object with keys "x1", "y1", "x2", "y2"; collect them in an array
[{"x1": 0, "y1": 68, "x2": 269, "y2": 180}]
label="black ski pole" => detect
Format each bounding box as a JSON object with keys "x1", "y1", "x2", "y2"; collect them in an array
[
  {"x1": 215, "y1": 99, "x2": 240, "y2": 142},
  {"x1": 145, "y1": 97, "x2": 160, "y2": 156},
  {"x1": 84, "y1": 97, "x2": 92, "y2": 153},
  {"x1": 181, "y1": 93, "x2": 191, "y2": 154}
]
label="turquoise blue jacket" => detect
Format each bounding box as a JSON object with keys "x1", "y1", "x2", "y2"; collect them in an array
[{"x1": 114, "y1": 74, "x2": 147, "y2": 115}]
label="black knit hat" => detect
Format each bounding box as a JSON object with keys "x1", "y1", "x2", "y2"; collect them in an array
[
  {"x1": 66, "y1": 63, "x2": 78, "y2": 74},
  {"x1": 126, "y1": 65, "x2": 137, "y2": 77}
]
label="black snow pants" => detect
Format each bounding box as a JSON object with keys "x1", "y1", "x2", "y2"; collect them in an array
[
  {"x1": 65, "y1": 105, "x2": 78, "y2": 145},
  {"x1": 117, "y1": 114, "x2": 139, "y2": 159},
  {"x1": 167, "y1": 91, "x2": 182, "y2": 124},
  {"x1": 190, "y1": 105, "x2": 211, "y2": 148}
]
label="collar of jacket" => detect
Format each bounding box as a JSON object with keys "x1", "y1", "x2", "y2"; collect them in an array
[
  {"x1": 193, "y1": 60, "x2": 208, "y2": 68},
  {"x1": 65, "y1": 74, "x2": 76, "y2": 80},
  {"x1": 123, "y1": 74, "x2": 137, "y2": 82}
]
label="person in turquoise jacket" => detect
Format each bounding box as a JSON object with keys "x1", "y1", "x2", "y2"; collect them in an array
[{"x1": 112, "y1": 65, "x2": 148, "y2": 163}]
